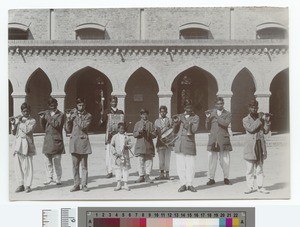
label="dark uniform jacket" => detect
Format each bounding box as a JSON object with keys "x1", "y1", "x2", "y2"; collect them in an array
[
  {"x1": 40, "y1": 110, "x2": 65, "y2": 155},
  {"x1": 242, "y1": 114, "x2": 270, "y2": 161},
  {"x1": 174, "y1": 113, "x2": 199, "y2": 156},
  {"x1": 65, "y1": 110, "x2": 92, "y2": 155},
  {"x1": 205, "y1": 109, "x2": 232, "y2": 152},
  {"x1": 133, "y1": 120, "x2": 157, "y2": 156}
]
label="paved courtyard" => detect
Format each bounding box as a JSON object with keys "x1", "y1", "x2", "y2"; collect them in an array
[{"x1": 9, "y1": 133, "x2": 290, "y2": 201}]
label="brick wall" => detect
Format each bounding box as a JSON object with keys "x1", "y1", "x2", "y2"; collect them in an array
[
  {"x1": 8, "y1": 7, "x2": 288, "y2": 41},
  {"x1": 8, "y1": 9, "x2": 50, "y2": 40}
]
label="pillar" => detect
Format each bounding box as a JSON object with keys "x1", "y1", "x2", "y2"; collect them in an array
[
  {"x1": 158, "y1": 91, "x2": 172, "y2": 118},
  {"x1": 255, "y1": 91, "x2": 271, "y2": 113},
  {"x1": 51, "y1": 91, "x2": 66, "y2": 112},
  {"x1": 11, "y1": 91, "x2": 26, "y2": 116},
  {"x1": 111, "y1": 91, "x2": 126, "y2": 112}
]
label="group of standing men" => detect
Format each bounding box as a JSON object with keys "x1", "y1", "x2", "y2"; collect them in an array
[{"x1": 10, "y1": 95, "x2": 271, "y2": 194}]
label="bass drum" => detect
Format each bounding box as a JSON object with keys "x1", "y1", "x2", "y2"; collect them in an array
[{"x1": 160, "y1": 128, "x2": 178, "y2": 147}]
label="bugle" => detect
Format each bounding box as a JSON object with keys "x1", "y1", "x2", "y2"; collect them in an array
[
  {"x1": 172, "y1": 114, "x2": 181, "y2": 123},
  {"x1": 9, "y1": 115, "x2": 22, "y2": 121},
  {"x1": 263, "y1": 113, "x2": 273, "y2": 117},
  {"x1": 186, "y1": 122, "x2": 193, "y2": 136},
  {"x1": 205, "y1": 109, "x2": 213, "y2": 115},
  {"x1": 38, "y1": 110, "x2": 47, "y2": 116},
  {"x1": 258, "y1": 112, "x2": 273, "y2": 118},
  {"x1": 65, "y1": 108, "x2": 77, "y2": 115}
]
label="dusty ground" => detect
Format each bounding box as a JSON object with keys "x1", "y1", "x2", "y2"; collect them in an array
[{"x1": 9, "y1": 133, "x2": 290, "y2": 201}]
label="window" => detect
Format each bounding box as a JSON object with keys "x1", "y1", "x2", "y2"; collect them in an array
[
  {"x1": 8, "y1": 23, "x2": 29, "y2": 40},
  {"x1": 179, "y1": 23, "x2": 211, "y2": 39},
  {"x1": 75, "y1": 23, "x2": 106, "y2": 40},
  {"x1": 256, "y1": 23, "x2": 287, "y2": 39}
]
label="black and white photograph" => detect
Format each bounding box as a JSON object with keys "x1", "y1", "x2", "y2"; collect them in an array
[{"x1": 8, "y1": 7, "x2": 289, "y2": 201}]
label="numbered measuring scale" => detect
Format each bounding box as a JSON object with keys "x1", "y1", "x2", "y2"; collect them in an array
[{"x1": 42, "y1": 207, "x2": 255, "y2": 227}]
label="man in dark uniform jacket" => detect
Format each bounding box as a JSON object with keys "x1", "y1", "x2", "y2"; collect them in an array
[
  {"x1": 133, "y1": 108, "x2": 157, "y2": 183},
  {"x1": 40, "y1": 97, "x2": 65, "y2": 186},
  {"x1": 66, "y1": 98, "x2": 92, "y2": 192},
  {"x1": 173, "y1": 99, "x2": 199, "y2": 192},
  {"x1": 205, "y1": 97, "x2": 232, "y2": 186},
  {"x1": 101, "y1": 96, "x2": 124, "y2": 178}
]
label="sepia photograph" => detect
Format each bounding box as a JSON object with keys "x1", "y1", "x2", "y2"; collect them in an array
[{"x1": 8, "y1": 7, "x2": 289, "y2": 201}]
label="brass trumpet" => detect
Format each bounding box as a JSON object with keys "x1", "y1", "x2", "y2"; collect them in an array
[
  {"x1": 186, "y1": 122, "x2": 193, "y2": 136},
  {"x1": 38, "y1": 110, "x2": 47, "y2": 116},
  {"x1": 263, "y1": 113, "x2": 273, "y2": 117},
  {"x1": 205, "y1": 109, "x2": 213, "y2": 115},
  {"x1": 258, "y1": 112, "x2": 273, "y2": 117},
  {"x1": 9, "y1": 115, "x2": 22, "y2": 121},
  {"x1": 65, "y1": 108, "x2": 77, "y2": 115},
  {"x1": 172, "y1": 114, "x2": 181, "y2": 123}
]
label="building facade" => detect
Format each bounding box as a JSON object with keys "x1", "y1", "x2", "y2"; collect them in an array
[{"x1": 8, "y1": 7, "x2": 289, "y2": 133}]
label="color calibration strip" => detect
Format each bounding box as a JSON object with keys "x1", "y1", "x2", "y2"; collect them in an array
[
  {"x1": 79, "y1": 208, "x2": 254, "y2": 227},
  {"x1": 92, "y1": 217, "x2": 240, "y2": 227}
]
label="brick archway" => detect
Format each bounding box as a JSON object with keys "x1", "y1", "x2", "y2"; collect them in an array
[
  {"x1": 64, "y1": 66, "x2": 113, "y2": 133},
  {"x1": 270, "y1": 68, "x2": 289, "y2": 132},
  {"x1": 171, "y1": 66, "x2": 218, "y2": 132},
  {"x1": 231, "y1": 68, "x2": 256, "y2": 132},
  {"x1": 125, "y1": 68, "x2": 159, "y2": 132},
  {"x1": 25, "y1": 68, "x2": 52, "y2": 133}
]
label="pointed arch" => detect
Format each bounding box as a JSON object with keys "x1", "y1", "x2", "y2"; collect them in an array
[
  {"x1": 231, "y1": 68, "x2": 256, "y2": 132},
  {"x1": 171, "y1": 66, "x2": 218, "y2": 131},
  {"x1": 269, "y1": 68, "x2": 289, "y2": 132},
  {"x1": 169, "y1": 62, "x2": 221, "y2": 92},
  {"x1": 25, "y1": 68, "x2": 52, "y2": 132},
  {"x1": 124, "y1": 63, "x2": 165, "y2": 92},
  {"x1": 64, "y1": 66, "x2": 113, "y2": 132},
  {"x1": 125, "y1": 68, "x2": 159, "y2": 131}
]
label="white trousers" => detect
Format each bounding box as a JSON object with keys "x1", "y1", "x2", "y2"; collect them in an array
[
  {"x1": 106, "y1": 144, "x2": 113, "y2": 174},
  {"x1": 115, "y1": 167, "x2": 129, "y2": 182},
  {"x1": 157, "y1": 147, "x2": 172, "y2": 171},
  {"x1": 176, "y1": 153, "x2": 195, "y2": 187},
  {"x1": 208, "y1": 151, "x2": 230, "y2": 179},
  {"x1": 14, "y1": 154, "x2": 33, "y2": 187},
  {"x1": 245, "y1": 160, "x2": 264, "y2": 189},
  {"x1": 44, "y1": 154, "x2": 62, "y2": 182},
  {"x1": 138, "y1": 155, "x2": 153, "y2": 176}
]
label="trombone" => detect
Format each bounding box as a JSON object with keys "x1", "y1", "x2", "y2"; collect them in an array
[{"x1": 9, "y1": 115, "x2": 22, "y2": 122}]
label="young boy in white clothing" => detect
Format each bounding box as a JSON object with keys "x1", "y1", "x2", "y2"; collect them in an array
[{"x1": 111, "y1": 123, "x2": 132, "y2": 191}]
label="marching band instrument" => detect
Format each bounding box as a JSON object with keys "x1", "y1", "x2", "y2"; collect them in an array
[
  {"x1": 9, "y1": 115, "x2": 22, "y2": 122},
  {"x1": 106, "y1": 114, "x2": 124, "y2": 143},
  {"x1": 172, "y1": 114, "x2": 180, "y2": 123},
  {"x1": 205, "y1": 109, "x2": 213, "y2": 117},
  {"x1": 262, "y1": 113, "x2": 273, "y2": 117},
  {"x1": 38, "y1": 110, "x2": 48, "y2": 116},
  {"x1": 160, "y1": 128, "x2": 179, "y2": 146},
  {"x1": 186, "y1": 122, "x2": 193, "y2": 136},
  {"x1": 65, "y1": 108, "x2": 77, "y2": 115}
]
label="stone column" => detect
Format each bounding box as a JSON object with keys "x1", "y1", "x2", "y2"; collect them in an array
[
  {"x1": 217, "y1": 91, "x2": 233, "y2": 135},
  {"x1": 51, "y1": 91, "x2": 66, "y2": 112},
  {"x1": 11, "y1": 91, "x2": 26, "y2": 116},
  {"x1": 111, "y1": 91, "x2": 126, "y2": 112},
  {"x1": 255, "y1": 91, "x2": 271, "y2": 113},
  {"x1": 158, "y1": 91, "x2": 173, "y2": 118}
]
